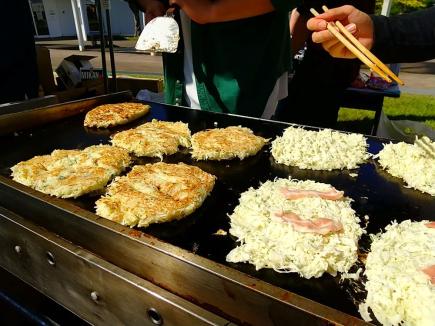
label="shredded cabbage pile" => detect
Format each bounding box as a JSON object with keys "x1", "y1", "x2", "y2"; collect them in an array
[
  {"x1": 376, "y1": 139, "x2": 435, "y2": 196},
  {"x1": 359, "y1": 220, "x2": 435, "y2": 326},
  {"x1": 226, "y1": 178, "x2": 363, "y2": 278},
  {"x1": 271, "y1": 127, "x2": 369, "y2": 170}
]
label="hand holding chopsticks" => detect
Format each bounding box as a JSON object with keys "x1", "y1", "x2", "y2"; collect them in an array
[{"x1": 309, "y1": 6, "x2": 404, "y2": 85}]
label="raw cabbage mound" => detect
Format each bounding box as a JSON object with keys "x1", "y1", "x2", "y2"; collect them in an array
[
  {"x1": 226, "y1": 178, "x2": 363, "y2": 278},
  {"x1": 271, "y1": 127, "x2": 369, "y2": 170},
  {"x1": 376, "y1": 138, "x2": 435, "y2": 196},
  {"x1": 359, "y1": 220, "x2": 435, "y2": 326}
]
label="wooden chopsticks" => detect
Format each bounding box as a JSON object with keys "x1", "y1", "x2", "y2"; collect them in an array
[{"x1": 310, "y1": 6, "x2": 404, "y2": 85}]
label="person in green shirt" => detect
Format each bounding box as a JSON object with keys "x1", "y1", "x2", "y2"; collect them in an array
[{"x1": 136, "y1": 0, "x2": 297, "y2": 118}]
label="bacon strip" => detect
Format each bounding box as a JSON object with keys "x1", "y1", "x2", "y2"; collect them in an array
[
  {"x1": 275, "y1": 211, "x2": 343, "y2": 235},
  {"x1": 425, "y1": 222, "x2": 435, "y2": 228},
  {"x1": 280, "y1": 187, "x2": 344, "y2": 200},
  {"x1": 422, "y1": 265, "x2": 435, "y2": 284}
]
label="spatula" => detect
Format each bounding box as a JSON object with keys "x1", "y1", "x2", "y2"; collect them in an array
[{"x1": 135, "y1": 6, "x2": 180, "y2": 53}]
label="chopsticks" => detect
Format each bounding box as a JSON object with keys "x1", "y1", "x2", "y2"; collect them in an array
[{"x1": 310, "y1": 6, "x2": 404, "y2": 85}]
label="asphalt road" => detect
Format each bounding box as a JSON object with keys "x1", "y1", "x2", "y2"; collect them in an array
[
  {"x1": 48, "y1": 48, "x2": 163, "y2": 76},
  {"x1": 43, "y1": 43, "x2": 435, "y2": 95}
]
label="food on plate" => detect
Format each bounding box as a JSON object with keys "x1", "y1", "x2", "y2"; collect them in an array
[
  {"x1": 11, "y1": 145, "x2": 131, "y2": 198},
  {"x1": 376, "y1": 137, "x2": 435, "y2": 196},
  {"x1": 96, "y1": 162, "x2": 215, "y2": 228},
  {"x1": 191, "y1": 126, "x2": 268, "y2": 160},
  {"x1": 426, "y1": 221, "x2": 435, "y2": 228},
  {"x1": 359, "y1": 220, "x2": 435, "y2": 326},
  {"x1": 422, "y1": 265, "x2": 435, "y2": 284},
  {"x1": 280, "y1": 187, "x2": 344, "y2": 200},
  {"x1": 213, "y1": 229, "x2": 228, "y2": 236},
  {"x1": 226, "y1": 178, "x2": 363, "y2": 278},
  {"x1": 275, "y1": 212, "x2": 343, "y2": 235},
  {"x1": 271, "y1": 127, "x2": 369, "y2": 170},
  {"x1": 84, "y1": 102, "x2": 150, "y2": 128},
  {"x1": 111, "y1": 119, "x2": 191, "y2": 158}
]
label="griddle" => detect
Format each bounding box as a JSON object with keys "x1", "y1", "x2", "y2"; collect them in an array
[{"x1": 0, "y1": 92, "x2": 433, "y2": 325}]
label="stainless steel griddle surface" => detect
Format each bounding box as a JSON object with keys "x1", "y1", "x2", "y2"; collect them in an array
[{"x1": 0, "y1": 100, "x2": 433, "y2": 320}]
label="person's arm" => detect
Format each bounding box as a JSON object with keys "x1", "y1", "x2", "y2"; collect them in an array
[
  {"x1": 168, "y1": 0, "x2": 289, "y2": 24},
  {"x1": 370, "y1": 7, "x2": 435, "y2": 63},
  {"x1": 307, "y1": 5, "x2": 435, "y2": 63},
  {"x1": 290, "y1": 8, "x2": 300, "y2": 35},
  {"x1": 290, "y1": 8, "x2": 309, "y2": 55}
]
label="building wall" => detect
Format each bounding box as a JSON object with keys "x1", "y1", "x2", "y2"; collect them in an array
[
  {"x1": 81, "y1": 0, "x2": 136, "y2": 36},
  {"x1": 42, "y1": 0, "x2": 62, "y2": 37},
  {"x1": 39, "y1": 0, "x2": 80, "y2": 37},
  {"x1": 107, "y1": 0, "x2": 136, "y2": 35},
  {"x1": 38, "y1": 0, "x2": 135, "y2": 37},
  {"x1": 55, "y1": 0, "x2": 77, "y2": 36}
]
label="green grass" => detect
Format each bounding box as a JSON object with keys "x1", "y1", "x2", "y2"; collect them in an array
[
  {"x1": 111, "y1": 35, "x2": 139, "y2": 41},
  {"x1": 124, "y1": 36, "x2": 139, "y2": 41},
  {"x1": 338, "y1": 93, "x2": 435, "y2": 134}
]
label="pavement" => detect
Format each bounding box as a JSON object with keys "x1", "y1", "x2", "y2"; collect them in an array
[
  {"x1": 36, "y1": 38, "x2": 435, "y2": 96},
  {"x1": 36, "y1": 38, "x2": 137, "y2": 50},
  {"x1": 47, "y1": 48, "x2": 163, "y2": 76}
]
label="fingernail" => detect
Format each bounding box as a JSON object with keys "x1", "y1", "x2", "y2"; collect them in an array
[
  {"x1": 319, "y1": 21, "x2": 327, "y2": 29},
  {"x1": 346, "y1": 23, "x2": 357, "y2": 33}
]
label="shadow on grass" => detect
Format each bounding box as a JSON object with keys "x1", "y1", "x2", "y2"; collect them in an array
[
  {"x1": 336, "y1": 118, "x2": 374, "y2": 134},
  {"x1": 388, "y1": 115, "x2": 435, "y2": 122},
  {"x1": 112, "y1": 35, "x2": 129, "y2": 40},
  {"x1": 400, "y1": 62, "x2": 435, "y2": 74}
]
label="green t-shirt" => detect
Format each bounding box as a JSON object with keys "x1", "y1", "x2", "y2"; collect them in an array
[{"x1": 163, "y1": 1, "x2": 298, "y2": 117}]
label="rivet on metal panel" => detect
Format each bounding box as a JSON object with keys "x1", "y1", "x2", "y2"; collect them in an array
[
  {"x1": 14, "y1": 245, "x2": 22, "y2": 254},
  {"x1": 46, "y1": 251, "x2": 56, "y2": 266},
  {"x1": 90, "y1": 291, "x2": 100, "y2": 303},
  {"x1": 147, "y1": 308, "x2": 163, "y2": 325}
]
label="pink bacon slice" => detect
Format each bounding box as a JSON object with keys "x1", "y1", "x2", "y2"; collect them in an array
[
  {"x1": 425, "y1": 222, "x2": 435, "y2": 228},
  {"x1": 422, "y1": 265, "x2": 435, "y2": 284},
  {"x1": 275, "y1": 211, "x2": 343, "y2": 235},
  {"x1": 280, "y1": 187, "x2": 344, "y2": 200}
]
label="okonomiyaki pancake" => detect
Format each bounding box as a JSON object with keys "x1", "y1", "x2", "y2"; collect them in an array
[
  {"x1": 226, "y1": 178, "x2": 363, "y2": 279},
  {"x1": 11, "y1": 145, "x2": 131, "y2": 198},
  {"x1": 191, "y1": 126, "x2": 268, "y2": 160},
  {"x1": 111, "y1": 119, "x2": 191, "y2": 158},
  {"x1": 359, "y1": 220, "x2": 435, "y2": 326},
  {"x1": 271, "y1": 127, "x2": 369, "y2": 170},
  {"x1": 84, "y1": 102, "x2": 150, "y2": 128},
  {"x1": 95, "y1": 162, "x2": 216, "y2": 228},
  {"x1": 376, "y1": 137, "x2": 435, "y2": 196}
]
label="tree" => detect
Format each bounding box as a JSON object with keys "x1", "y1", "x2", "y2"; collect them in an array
[{"x1": 375, "y1": 0, "x2": 433, "y2": 15}]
